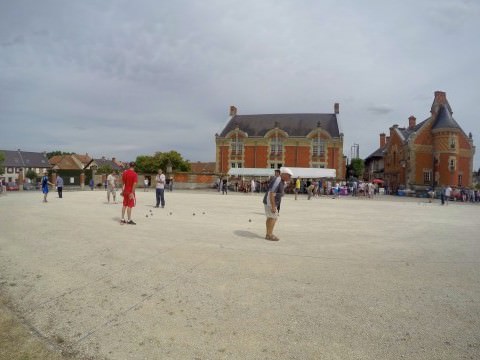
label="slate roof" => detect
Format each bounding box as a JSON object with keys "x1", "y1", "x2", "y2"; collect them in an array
[
  {"x1": 432, "y1": 104, "x2": 462, "y2": 130},
  {"x1": 91, "y1": 158, "x2": 123, "y2": 171},
  {"x1": 219, "y1": 114, "x2": 340, "y2": 138},
  {"x1": 396, "y1": 119, "x2": 429, "y2": 141},
  {"x1": 365, "y1": 146, "x2": 386, "y2": 160},
  {"x1": 0, "y1": 150, "x2": 50, "y2": 168}
]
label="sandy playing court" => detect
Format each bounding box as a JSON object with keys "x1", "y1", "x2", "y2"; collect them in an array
[{"x1": 1, "y1": 190, "x2": 479, "y2": 359}]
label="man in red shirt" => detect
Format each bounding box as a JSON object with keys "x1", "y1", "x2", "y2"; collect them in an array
[{"x1": 121, "y1": 162, "x2": 138, "y2": 225}]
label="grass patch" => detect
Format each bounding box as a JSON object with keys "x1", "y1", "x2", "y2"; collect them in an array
[{"x1": 0, "y1": 295, "x2": 67, "y2": 360}]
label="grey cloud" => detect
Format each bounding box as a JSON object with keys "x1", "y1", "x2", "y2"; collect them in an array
[{"x1": 367, "y1": 105, "x2": 394, "y2": 116}]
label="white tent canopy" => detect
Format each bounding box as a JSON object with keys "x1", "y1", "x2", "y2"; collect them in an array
[{"x1": 227, "y1": 167, "x2": 336, "y2": 178}]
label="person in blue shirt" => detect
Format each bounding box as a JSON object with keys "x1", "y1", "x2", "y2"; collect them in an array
[{"x1": 41, "y1": 170, "x2": 54, "y2": 203}]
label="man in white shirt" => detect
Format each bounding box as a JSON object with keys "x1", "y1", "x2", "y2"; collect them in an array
[
  {"x1": 263, "y1": 167, "x2": 293, "y2": 241},
  {"x1": 155, "y1": 169, "x2": 166, "y2": 208},
  {"x1": 445, "y1": 185, "x2": 452, "y2": 205},
  {"x1": 107, "y1": 171, "x2": 117, "y2": 203}
]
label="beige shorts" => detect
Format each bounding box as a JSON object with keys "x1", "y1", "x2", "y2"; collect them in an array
[{"x1": 264, "y1": 205, "x2": 279, "y2": 219}]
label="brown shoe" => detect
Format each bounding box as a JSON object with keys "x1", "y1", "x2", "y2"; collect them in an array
[{"x1": 265, "y1": 234, "x2": 279, "y2": 241}]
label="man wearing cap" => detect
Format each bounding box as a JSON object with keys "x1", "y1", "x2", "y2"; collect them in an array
[
  {"x1": 263, "y1": 167, "x2": 293, "y2": 241},
  {"x1": 121, "y1": 162, "x2": 138, "y2": 225}
]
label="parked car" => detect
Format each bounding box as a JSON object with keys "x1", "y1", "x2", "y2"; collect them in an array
[{"x1": 6, "y1": 182, "x2": 19, "y2": 191}]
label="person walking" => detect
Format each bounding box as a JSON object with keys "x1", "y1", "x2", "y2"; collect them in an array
[
  {"x1": 155, "y1": 169, "x2": 166, "y2": 208},
  {"x1": 107, "y1": 171, "x2": 117, "y2": 203},
  {"x1": 263, "y1": 167, "x2": 293, "y2": 241},
  {"x1": 56, "y1": 175, "x2": 64, "y2": 198},
  {"x1": 121, "y1": 162, "x2": 138, "y2": 225},
  {"x1": 41, "y1": 170, "x2": 54, "y2": 203},
  {"x1": 294, "y1": 177, "x2": 300, "y2": 200}
]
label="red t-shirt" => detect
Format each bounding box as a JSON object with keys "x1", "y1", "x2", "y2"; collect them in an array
[{"x1": 122, "y1": 169, "x2": 138, "y2": 193}]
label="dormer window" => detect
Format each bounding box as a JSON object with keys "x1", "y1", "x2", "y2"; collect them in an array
[
  {"x1": 312, "y1": 137, "x2": 325, "y2": 156},
  {"x1": 270, "y1": 136, "x2": 283, "y2": 155},
  {"x1": 230, "y1": 135, "x2": 243, "y2": 155}
]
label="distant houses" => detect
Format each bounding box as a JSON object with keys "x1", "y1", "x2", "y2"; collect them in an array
[
  {"x1": 0, "y1": 149, "x2": 51, "y2": 184},
  {"x1": 2, "y1": 90, "x2": 476, "y2": 192}
]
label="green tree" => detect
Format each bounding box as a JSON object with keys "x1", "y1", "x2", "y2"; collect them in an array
[
  {"x1": 154, "y1": 151, "x2": 191, "y2": 172},
  {"x1": 96, "y1": 164, "x2": 114, "y2": 175},
  {"x1": 25, "y1": 169, "x2": 38, "y2": 182},
  {"x1": 0, "y1": 151, "x2": 4, "y2": 175},
  {"x1": 135, "y1": 151, "x2": 191, "y2": 174},
  {"x1": 46, "y1": 151, "x2": 74, "y2": 159},
  {"x1": 349, "y1": 158, "x2": 365, "y2": 179},
  {"x1": 135, "y1": 155, "x2": 160, "y2": 174}
]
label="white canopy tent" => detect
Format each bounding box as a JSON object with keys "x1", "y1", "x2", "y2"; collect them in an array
[{"x1": 227, "y1": 167, "x2": 336, "y2": 178}]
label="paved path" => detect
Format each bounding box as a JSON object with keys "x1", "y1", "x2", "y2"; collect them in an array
[{"x1": 0, "y1": 190, "x2": 479, "y2": 359}]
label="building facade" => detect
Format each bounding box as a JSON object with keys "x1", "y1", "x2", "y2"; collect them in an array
[
  {"x1": 383, "y1": 91, "x2": 475, "y2": 191},
  {"x1": 0, "y1": 149, "x2": 51, "y2": 184},
  {"x1": 215, "y1": 104, "x2": 345, "y2": 179},
  {"x1": 364, "y1": 133, "x2": 388, "y2": 181}
]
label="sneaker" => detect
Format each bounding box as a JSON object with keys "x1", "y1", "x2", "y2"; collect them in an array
[
  {"x1": 127, "y1": 220, "x2": 136, "y2": 225},
  {"x1": 120, "y1": 219, "x2": 126, "y2": 225}
]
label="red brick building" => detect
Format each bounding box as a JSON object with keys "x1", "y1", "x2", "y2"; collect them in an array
[
  {"x1": 383, "y1": 91, "x2": 475, "y2": 191},
  {"x1": 215, "y1": 104, "x2": 345, "y2": 179}
]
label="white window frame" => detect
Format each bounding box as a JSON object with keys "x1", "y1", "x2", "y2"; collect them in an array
[
  {"x1": 312, "y1": 137, "x2": 325, "y2": 156},
  {"x1": 270, "y1": 136, "x2": 283, "y2": 155}
]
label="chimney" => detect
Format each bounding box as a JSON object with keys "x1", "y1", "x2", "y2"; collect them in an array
[
  {"x1": 334, "y1": 103, "x2": 339, "y2": 114},
  {"x1": 408, "y1": 115, "x2": 416, "y2": 129},
  {"x1": 386, "y1": 136, "x2": 390, "y2": 143},
  {"x1": 434, "y1": 91, "x2": 447, "y2": 104},
  {"x1": 229, "y1": 105, "x2": 237, "y2": 117},
  {"x1": 431, "y1": 90, "x2": 447, "y2": 115},
  {"x1": 380, "y1": 133, "x2": 386, "y2": 147}
]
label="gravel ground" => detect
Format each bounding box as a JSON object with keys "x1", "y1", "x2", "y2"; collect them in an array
[{"x1": 0, "y1": 190, "x2": 479, "y2": 360}]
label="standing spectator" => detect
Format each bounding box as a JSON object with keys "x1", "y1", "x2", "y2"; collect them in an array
[
  {"x1": 155, "y1": 169, "x2": 166, "y2": 208},
  {"x1": 307, "y1": 182, "x2": 315, "y2": 200},
  {"x1": 121, "y1": 162, "x2": 138, "y2": 225},
  {"x1": 294, "y1": 177, "x2": 301, "y2": 200},
  {"x1": 41, "y1": 170, "x2": 54, "y2": 203},
  {"x1": 56, "y1": 175, "x2": 64, "y2": 198},
  {"x1": 168, "y1": 176, "x2": 174, "y2": 191},
  {"x1": 107, "y1": 171, "x2": 117, "y2": 203},
  {"x1": 445, "y1": 185, "x2": 452, "y2": 205},
  {"x1": 222, "y1": 177, "x2": 228, "y2": 195},
  {"x1": 89, "y1": 178, "x2": 94, "y2": 191},
  {"x1": 143, "y1": 178, "x2": 149, "y2": 192},
  {"x1": 251, "y1": 178, "x2": 256, "y2": 193},
  {"x1": 263, "y1": 167, "x2": 293, "y2": 241}
]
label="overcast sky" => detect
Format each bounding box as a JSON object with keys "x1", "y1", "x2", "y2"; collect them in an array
[{"x1": 1, "y1": 0, "x2": 479, "y2": 169}]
